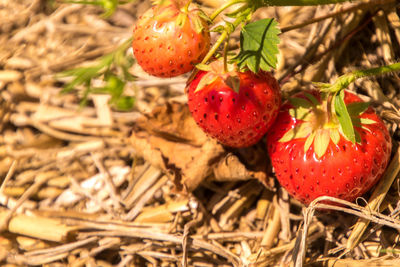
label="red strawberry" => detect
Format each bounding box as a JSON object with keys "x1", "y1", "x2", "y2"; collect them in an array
[
  {"x1": 132, "y1": 0, "x2": 211, "y2": 78},
  {"x1": 187, "y1": 60, "x2": 281, "y2": 148},
  {"x1": 266, "y1": 90, "x2": 392, "y2": 205}
]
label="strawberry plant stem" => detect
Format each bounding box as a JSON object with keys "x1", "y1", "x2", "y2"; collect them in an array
[
  {"x1": 257, "y1": 0, "x2": 358, "y2": 6},
  {"x1": 223, "y1": 39, "x2": 229, "y2": 73},
  {"x1": 209, "y1": 0, "x2": 247, "y2": 21},
  {"x1": 329, "y1": 62, "x2": 400, "y2": 94},
  {"x1": 352, "y1": 62, "x2": 400, "y2": 79},
  {"x1": 200, "y1": 15, "x2": 247, "y2": 65}
]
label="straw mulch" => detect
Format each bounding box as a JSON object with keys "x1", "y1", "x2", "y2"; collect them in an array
[{"x1": 1, "y1": 0, "x2": 400, "y2": 266}]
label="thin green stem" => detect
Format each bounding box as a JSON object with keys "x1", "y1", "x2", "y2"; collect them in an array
[
  {"x1": 223, "y1": 36, "x2": 230, "y2": 73},
  {"x1": 183, "y1": 0, "x2": 192, "y2": 13},
  {"x1": 200, "y1": 15, "x2": 247, "y2": 65},
  {"x1": 320, "y1": 62, "x2": 400, "y2": 94},
  {"x1": 209, "y1": 0, "x2": 247, "y2": 21},
  {"x1": 352, "y1": 62, "x2": 400, "y2": 79},
  {"x1": 258, "y1": 0, "x2": 360, "y2": 6}
]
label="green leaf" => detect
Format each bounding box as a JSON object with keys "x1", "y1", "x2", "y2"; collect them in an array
[
  {"x1": 235, "y1": 18, "x2": 280, "y2": 73},
  {"x1": 335, "y1": 91, "x2": 356, "y2": 143}
]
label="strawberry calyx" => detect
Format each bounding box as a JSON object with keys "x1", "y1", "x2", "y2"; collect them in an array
[
  {"x1": 151, "y1": 0, "x2": 209, "y2": 34},
  {"x1": 193, "y1": 60, "x2": 241, "y2": 93},
  {"x1": 279, "y1": 91, "x2": 377, "y2": 159}
]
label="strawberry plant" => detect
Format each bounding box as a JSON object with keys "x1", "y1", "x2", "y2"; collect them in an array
[
  {"x1": 267, "y1": 90, "x2": 392, "y2": 205},
  {"x1": 63, "y1": 0, "x2": 400, "y2": 205},
  {"x1": 266, "y1": 63, "x2": 399, "y2": 205},
  {"x1": 129, "y1": 0, "x2": 400, "y2": 206},
  {"x1": 59, "y1": 39, "x2": 135, "y2": 111}
]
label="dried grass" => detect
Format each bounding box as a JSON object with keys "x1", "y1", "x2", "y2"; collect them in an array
[{"x1": 1, "y1": 0, "x2": 400, "y2": 266}]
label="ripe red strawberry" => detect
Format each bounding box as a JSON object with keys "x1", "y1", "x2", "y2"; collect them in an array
[
  {"x1": 132, "y1": 0, "x2": 211, "y2": 78},
  {"x1": 187, "y1": 60, "x2": 281, "y2": 148},
  {"x1": 266, "y1": 90, "x2": 392, "y2": 205}
]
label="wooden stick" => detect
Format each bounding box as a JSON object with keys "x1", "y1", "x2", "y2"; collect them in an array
[
  {"x1": 0, "y1": 211, "x2": 77, "y2": 242},
  {"x1": 347, "y1": 146, "x2": 400, "y2": 250}
]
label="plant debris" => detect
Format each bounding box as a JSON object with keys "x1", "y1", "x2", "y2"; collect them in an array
[{"x1": 1, "y1": 0, "x2": 400, "y2": 266}]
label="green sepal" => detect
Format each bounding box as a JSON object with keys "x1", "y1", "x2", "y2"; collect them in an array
[
  {"x1": 360, "y1": 118, "x2": 377, "y2": 125},
  {"x1": 315, "y1": 74, "x2": 356, "y2": 94},
  {"x1": 279, "y1": 122, "x2": 312, "y2": 142},
  {"x1": 304, "y1": 131, "x2": 316, "y2": 153},
  {"x1": 289, "y1": 107, "x2": 311, "y2": 121},
  {"x1": 347, "y1": 101, "x2": 370, "y2": 117},
  {"x1": 334, "y1": 91, "x2": 356, "y2": 143},
  {"x1": 194, "y1": 73, "x2": 218, "y2": 93},
  {"x1": 196, "y1": 9, "x2": 212, "y2": 24},
  {"x1": 289, "y1": 97, "x2": 313, "y2": 109},
  {"x1": 303, "y1": 92, "x2": 320, "y2": 106},
  {"x1": 361, "y1": 125, "x2": 372, "y2": 133},
  {"x1": 314, "y1": 130, "x2": 330, "y2": 158},
  {"x1": 192, "y1": 15, "x2": 205, "y2": 34},
  {"x1": 176, "y1": 12, "x2": 188, "y2": 28},
  {"x1": 330, "y1": 129, "x2": 340, "y2": 145},
  {"x1": 225, "y1": 75, "x2": 241, "y2": 93},
  {"x1": 288, "y1": 97, "x2": 313, "y2": 121},
  {"x1": 211, "y1": 25, "x2": 225, "y2": 33},
  {"x1": 224, "y1": 20, "x2": 236, "y2": 34},
  {"x1": 196, "y1": 63, "x2": 212, "y2": 72}
]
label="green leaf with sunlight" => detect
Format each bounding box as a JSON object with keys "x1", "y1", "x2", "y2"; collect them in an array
[{"x1": 235, "y1": 18, "x2": 280, "y2": 73}]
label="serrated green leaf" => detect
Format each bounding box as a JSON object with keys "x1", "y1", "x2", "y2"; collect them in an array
[
  {"x1": 335, "y1": 91, "x2": 355, "y2": 143},
  {"x1": 235, "y1": 18, "x2": 280, "y2": 73},
  {"x1": 314, "y1": 130, "x2": 330, "y2": 158},
  {"x1": 279, "y1": 122, "x2": 312, "y2": 142}
]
